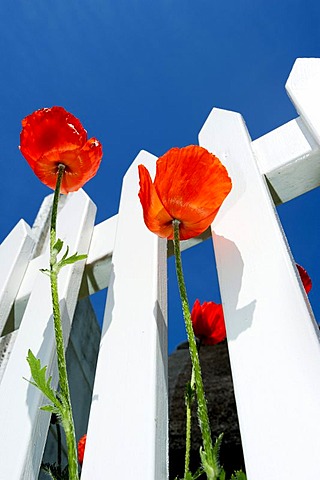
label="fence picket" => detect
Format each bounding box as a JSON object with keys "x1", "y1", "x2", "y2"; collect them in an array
[
  {"x1": 0, "y1": 190, "x2": 96, "y2": 480},
  {"x1": 199, "y1": 107, "x2": 320, "y2": 480},
  {"x1": 0, "y1": 220, "x2": 34, "y2": 336},
  {"x1": 286, "y1": 58, "x2": 320, "y2": 143},
  {"x1": 81, "y1": 151, "x2": 168, "y2": 480}
]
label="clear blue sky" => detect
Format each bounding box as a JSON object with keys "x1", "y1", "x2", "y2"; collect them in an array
[{"x1": 0, "y1": 0, "x2": 319, "y2": 352}]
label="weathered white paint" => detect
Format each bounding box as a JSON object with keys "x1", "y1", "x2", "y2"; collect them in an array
[
  {"x1": 0, "y1": 190, "x2": 96, "y2": 480},
  {"x1": 199, "y1": 107, "x2": 320, "y2": 480},
  {"x1": 0, "y1": 220, "x2": 34, "y2": 335},
  {"x1": 81, "y1": 151, "x2": 168, "y2": 480}
]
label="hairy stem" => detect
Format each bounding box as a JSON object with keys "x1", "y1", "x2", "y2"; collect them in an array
[
  {"x1": 172, "y1": 219, "x2": 216, "y2": 477},
  {"x1": 50, "y1": 165, "x2": 79, "y2": 480},
  {"x1": 184, "y1": 368, "x2": 195, "y2": 477}
]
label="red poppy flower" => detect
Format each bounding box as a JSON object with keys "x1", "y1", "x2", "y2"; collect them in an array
[
  {"x1": 191, "y1": 299, "x2": 226, "y2": 345},
  {"x1": 138, "y1": 145, "x2": 232, "y2": 240},
  {"x1": 19, "y1": 106, "x2": 102, "y2": 194},
  {"x1": 296, "y1": 263, "x2": 312, "y2": 294},
  {"x1": 78, "y1": 433, "x2": 87, "y2": 466}
]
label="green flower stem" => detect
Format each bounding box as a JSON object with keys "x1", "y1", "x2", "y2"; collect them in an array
[
  {"x1": 184, "y1": 368, "x2": 195, "y2": 478},
  {"x1": 50, "y1": 164, "x2": 79, "y2": 480},
  {"x1": 172, "y1": 219, "x2": 216, "y2": 478},
  {"x1": 56, "y1": 420, "x2": 62, "y2": 478}
]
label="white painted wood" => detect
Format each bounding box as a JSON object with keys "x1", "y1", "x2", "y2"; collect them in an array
[
  {"x1": 81, "y1": 151, "x2": 168, "y2": 480},
  {"x1": 0, "y1": 189, "x2": 96, "y2": 480},
  {"x1": 78, "y1": 214, "x2": 118, "y2": 297},
  {"x1": 14, "y1": 213, "x2": 209, "y2": 318},
  {"x1": 0, "y1": 220, "x2": 34, "y2": 335},
  {"x1": 250, "y1": 58, "x2": 320, "y2": 204},
  {"x1": 0, "y1": 330, "x2": 18, "y2": 383},
  {"x1": 286, "y1": 58, "x2": 320, "y2": 144},
  {"x1": 40, "y1": 297, "x2": 100, "y2": 478},
  {"x1": 199, "y1": 107, "x2": 320, "y2": 480},
  {"x1": 13, "y1": 252, "x2": 47, "y2": 329},
  {"x1": 252, "y1": 116, "x2": 320, "y2": 203}
]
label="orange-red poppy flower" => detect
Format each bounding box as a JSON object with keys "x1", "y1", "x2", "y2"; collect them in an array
[
  {"x1": 78, "y1": 433, "x2": 87, "y2": 466},
  {"x1": 138, "y1": 145, "x2": 232, "y2": 240},
  {"x1": 20, "y1": 106, "x2": 102, "y2": 194},
  {"x1": 296, "y1": 263, "x2": 312, "y2": 294},
  {"x1": 191, "y1": 299, "x2": 226, "y2": 345}
]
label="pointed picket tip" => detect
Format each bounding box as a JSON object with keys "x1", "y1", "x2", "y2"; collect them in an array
[
  {"x1": 57, "y1": 188, "x2": 97, "y2": 231},
  {"x1": 0, "y1": 219, "x2": 33, "y2": 247},
  {"x1": 286, "y1": 57, "x2": 320, "y2": 144},
  {"x1": 286, "y1": 57, "x2": 320, "y2": 92},
  {"x1": 0, "y1": 219, "x2": 34, "y2": 279},
  {"x1": 199, "y1": 107, "x2": 246, "y2": 148},
  {"x1": 123, "y1": 149, "x2": 158, "y2": 181},
  {"x1": 65, "y1": 187, "x2": 96, "y2": 207},
  {"x1": 0, "y1": 219, "x2": 35, "y2": 334}
]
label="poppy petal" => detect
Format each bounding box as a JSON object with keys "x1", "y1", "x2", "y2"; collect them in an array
[
  {"x1": 191, "y1": 299, "x2": 226, "y2": 345},
  {"x1": 78, "y1": 434, "x2": 87, "y2": 465},
  {"x1": 138, "y1": 164, "x2": 174, "y2": 238},
  {"x1": 20, "y1": 106, "x2": 87, "y2": 167},
  {"x1": 20, "y1": 107, "x2": 102, "y2": 193},
  {"x1": 296, "y1": 263, "x2": 312, "y2": 294},
  {"x1": 154, "y1": 146, "x2": 232, "y2": 240}
]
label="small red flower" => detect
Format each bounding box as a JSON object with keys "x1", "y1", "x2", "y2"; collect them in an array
[
  {"x1": 296, "y1": 264, "x2": 312, "y2": 294},
  {"x1": 19, "y1": 106, "x2": 102, "y2": 194},
  {"x1": 191, "y1": 299, "x2": 226, "y2": 345},
  {"x1": 78, "y1": 433, "x2": 87, "y2": 466},
  {"x1": 138, "y1": 145, "x2": 232, "y2": 240}
]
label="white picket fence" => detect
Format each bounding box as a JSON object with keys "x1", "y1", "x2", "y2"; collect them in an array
[{"x1": 0, "y1": 57, "x2": 320, "y2": 480}]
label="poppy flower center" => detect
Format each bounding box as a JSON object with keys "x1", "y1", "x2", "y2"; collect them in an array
[{"x1": 56, "y1": 163, "x2": 66, "y2": 174}]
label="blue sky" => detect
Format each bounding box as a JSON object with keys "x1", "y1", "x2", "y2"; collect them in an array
[{"x1": 0, "y1": 0, "x2": 319, "y2": 352}]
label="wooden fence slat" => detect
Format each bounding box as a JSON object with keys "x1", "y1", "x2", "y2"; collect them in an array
[
  {"x1": 81, "y1": 151, "x2": 168, "y2": 480},
  {"x1": 199, "y1": 107, "x2": 320, "y2": 480},
  {"x1": 286, "y1": 58, "x2": 320, "y2": 144},
  {"x1": 252, "y1": 116, "x2": 320, "y2": 204},
  {"x1": 0, "y1": 220, "x2": 35, "y2": 335},
  {"x1": 78, "y1": 214, "x2": 118, "y2": 297},
  {"x1": 0, "y1": 189, "x2": 96, "y2": 480}
]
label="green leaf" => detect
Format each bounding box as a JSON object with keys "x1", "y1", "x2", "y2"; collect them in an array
[
  {"x1": 193, "y1": 468, "x2": 204, "y2": 480},
  {"x1": 56, "y1": 249, "x2": 87, "y2": 272},
  {"x1": 185, "y1": 380, "x2": 196, "y2": 406},
  {"x1": 174, "y1": 471, "x2": 203, "y2": 480},
  {"x1": 199, "y1": 433, "x2": 225, "y2": 480},
  {"x1": 230, "y1": 471, "x2": 247, "y2": 480},
  {"x1": 213, "y1": 433, "x2": 224, "y2": 461},
  {"x1": 26, "y1": 350, "x2": 61, "y2": 409},
  {"x1": 60, "y1": 252, "x2": 87, "y2": 267},
  {"x1": 60, "y1": 245, "x2": 69, "y2": 262},
  {"x1": 40, "y1": 404, "x2": 62, "y2": 420},
  {"x1": 200, "y1": 448, "x2": 217, "y2": 479},
  {"x1": 53, "y1": 238, "x2": 64, "y2": 256},
  {"x1": 218, "y1": 468, "x2": 226, "y2": 480},
  {"x1": 41, "y1": 463, "x2": 69, "y2": 480}
]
